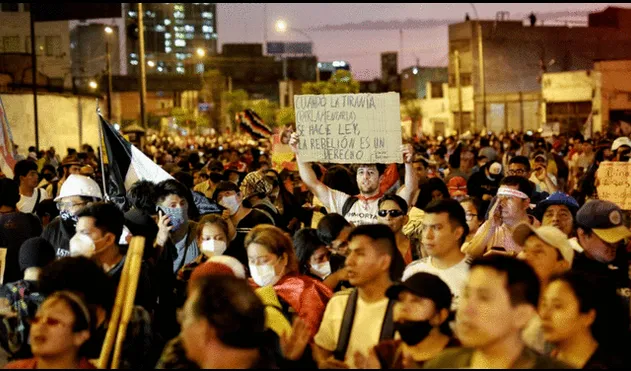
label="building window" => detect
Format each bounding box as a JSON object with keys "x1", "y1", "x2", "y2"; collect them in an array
[
  {"x1": 156, "y1": 25, "x2": 165, "y2": 32},
  {"x1": 202, "y1": 25, "x2": 213, "y2": 33},
  {"x1": 173, "y1": 11, "x2": 184, "y2": 18},
  {"x1": 431, "y1": 82, "x2": 443, "y2": 98},
  {"x1": 176, "y1": 66, "x2": 185, "y2": 74},
  {"x1": 184, "y1": 25, "x2": 194, "y2": 32},
  {"x1": 22, "y1": 3, "x2": 30, "y2": 12},
  {"x1": 174, "y1": 39, "x2": 186, "y2": 47},
  {"x1": 3, "y1": 36, "x2": 21, "y2": 53},
  {"x1": 165, "y1": 46, "x2": 172, "y2": 53},
  {"x1": 201, "y1": 12, "x2": 212, "y2": 19},
  {"x1": 1, "y1": 3, "x2": 19, "y2": 11},
  {"x1": 165, "y1": 33, "x2": 171, "y2": 39},
  {"x1": 130, "y1": 60, "x2": 138, "y2": 65},
  {"x1": 25, "y1": 36, "x2": 44, "y2": 55},
  {"x1": 45, "y1": 36, "x2": 62, "y2": 57}
]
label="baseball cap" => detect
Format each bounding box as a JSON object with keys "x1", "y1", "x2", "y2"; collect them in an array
[
  {"x1": 576, "y1": 200, "x2": 631, "y2": 244},
  {"x1": 240, "y1": 171, "x2": 273, "y2": 199},
  {"x1": 612, "y1": 137, "x2": 631, "y2": 151},
  {"x1": 536, "y1": 192, "x2": 579, "y2": 218},
  {"x1": 489, "y1": 162, "x2": 502, "y2": 176},
  {"x1": 512, "y1": 223, "x2": 575, "y2": 265},
  {"x1": 386, "y1": 272, "x2": 452, "y2": 310},
  {"x1": 447, "y1": 176, "x2": 468, "y2": 197}
]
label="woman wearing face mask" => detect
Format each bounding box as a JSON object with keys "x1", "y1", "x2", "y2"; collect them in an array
[
  {"x1": 245, "y1": 225, "x2": 332, "y2": 337},
  {"x1": 354, "y1": 272, "x2": 459, "y2": 369},
  {"x1": 172, "y1": 214, "x2": 234, "y2": 306},
  {"x1": 540, "y1": 271, "x2": 628, "y2": 369},
  {"x1": 5, "y1": 291, "x2": 94, "y2": 369},
  {"x1": 293, "y1": 228, "x2": 349, "y2": 292}
]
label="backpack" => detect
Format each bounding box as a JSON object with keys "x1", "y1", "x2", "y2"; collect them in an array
[
  {"x1": 333, "y1": 289, "x2": 396, "y2": 361},
  {"x1": 341, "y1": 196, "x2": 359, "y2": 217}
]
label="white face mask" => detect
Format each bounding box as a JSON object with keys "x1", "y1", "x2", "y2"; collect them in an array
[
  {"x1": 310, "y1": 261, "x2": 331, "y2": 280},
  {"x1": 219, "y1": 195, "x2": 241, "y2": 216},
  {"x1": 249, "y1": 263, "x2": 282, "y2": 287},
  {"x1": 69, "y1": 233, "x2": 96, "y2": 258},
  {"x1": 201, "y1": 239, "x2": 227, "y2": 257}
]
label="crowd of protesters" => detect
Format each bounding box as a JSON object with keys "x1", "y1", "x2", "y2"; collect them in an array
[{"x1": 1, "y1": 119, "x2": 631, "y2": 369}]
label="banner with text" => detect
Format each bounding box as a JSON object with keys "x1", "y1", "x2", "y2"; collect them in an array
[
  {"x1": 596, "y1": 161, "x2": 631, "y2": 210},
  {"x1": 294, "y1": 93, "x2": 402, "y2": 164}
]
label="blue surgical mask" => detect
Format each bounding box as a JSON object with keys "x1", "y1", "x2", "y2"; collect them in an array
[{"x1": 159, "y1": 206, "x2": 189, "y2": 231}]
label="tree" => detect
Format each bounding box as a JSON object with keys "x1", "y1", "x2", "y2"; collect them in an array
[
  {"x1": 221, "y1": 89, "x2": 249, "y2": 132},
  {"x1": 301, "y1": 70, "x2": 360, "y2": 95},
  {"x1": 276, "y1": 107, "x2": 295, "y2": 128},
  {"x1": 402, "y1": 100, "x2": 422, "y2": 136},
  {"x1": 248, "y1": 99, "x2": 279, "y2": 127}
]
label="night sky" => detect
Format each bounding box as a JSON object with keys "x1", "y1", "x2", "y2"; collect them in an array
[{"x1": 217, "y1": 3, "x2": 629, "y2": 80}]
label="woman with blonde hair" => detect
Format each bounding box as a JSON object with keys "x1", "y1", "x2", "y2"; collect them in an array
[{"x1": 245, "y1": 225, "x2": 332, "y2": 337}]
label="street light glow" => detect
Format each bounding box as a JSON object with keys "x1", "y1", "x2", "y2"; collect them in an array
[
  {"x1": 89, "y1": 81, "x2": 98, "y2": 89},
  {"x1": 196, "y1": 48, "x2": 206, "y2": 57},
  {"x1": 147, "y1": 60, "x2": 155, "y2": 67},
  {"x1": 104, "y1": 26, "x2": 113, "y2": 34},
  {"x1": 413, "y1": 67, "x2": 419, "y2": 75},
  {"x1": 275, "y1": 19, "x2": 288, "y2": 33}
]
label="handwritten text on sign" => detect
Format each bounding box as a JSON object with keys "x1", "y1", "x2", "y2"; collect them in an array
[
  {"x1": 294, "y1": 93, "x2": 402, "y2": 164},
  {"x1": 596, "y1": 161, "x2": 631, "y2": 210}
]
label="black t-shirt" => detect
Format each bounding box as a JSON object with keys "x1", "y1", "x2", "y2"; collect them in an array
[
  {"x1": 0, "y1": 212, "x2": 42, "y2": 283},
  {"x1": 224, "y1": 209, "x2": 274, "y2": 271},
  {"x1": 41, "y1": 217, "x2": 75, "y2": 258}
]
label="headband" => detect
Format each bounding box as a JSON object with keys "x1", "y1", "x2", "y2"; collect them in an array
[
  {"x1": 49, "y1": 291, "x2": 91, "y2": 329},
  {"x1": 497, "y1": 187, "x2": 529, "y2": 199}
]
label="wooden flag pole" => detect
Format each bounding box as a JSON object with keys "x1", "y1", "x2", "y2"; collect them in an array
[
  {"x1": 111, "y1": 237, "x2": 145, "y2": 369},
  {"x1": 97, "y1": 110, "x2": 109, "y2": 201}
]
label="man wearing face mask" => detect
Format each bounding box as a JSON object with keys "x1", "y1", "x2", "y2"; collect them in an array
[
  {"x1": 41, "y1": 174, "x2": 103, "y2": 258},
  {"x1": 72, "y1": 202, "x2": 154, "y2": 312},
  {"x1": 354, "y1": 272, "x2": 459, "y2": 369},
  {"x1": 154, "y1": 179, "x2": 199, "y2": 274},
  {"x1": 212, "y1": 181, "x2": 273, "y2": 269}
]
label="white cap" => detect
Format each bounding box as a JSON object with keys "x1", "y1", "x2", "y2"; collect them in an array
[
  {"x1": 612, "y1": 137, "x2": 631, "y2": 151},
  {"x1": 54, "y1": 174, "x2": 103, "y2": 202},
  {"x1": 489, "y1": 162, "x2": 502, "y2": 176},
  {"x1": 512, "y1": 223, "x2": 575, "y2": 265}
]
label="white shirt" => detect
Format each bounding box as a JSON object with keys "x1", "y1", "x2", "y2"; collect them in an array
[
  {"x1": 320, "y1": 188, "x2": 380, "y2": 226},
  {"x1": 17, "y1": 188, "x2": 50, "y2": 214},
  {"x1": 314, "y1": 293, "x2": 390, "y2": 368},
  {"x1": 529, "y1": 173, "x2": 558, "y2": 194},
  {"x1": 402, "y1": 256, "x2": 470, "y2": 310}
]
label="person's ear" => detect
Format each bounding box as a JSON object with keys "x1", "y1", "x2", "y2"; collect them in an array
[
  {"x1": 73, "y1": 330, "x2": 90, "y2": 348},
  {"x1": 554, "y1": 260, "x2": 570, "y2": 274},
  {"x1": 379, "y1": 253, "x2": 392, "y2": 273},
  {"x1": 402, "y1": 215, "x2": 409, "y2": 226},
  {"x1": 430, "y1": 308, "x2": 449, "y2": 327},
  {"x1": 513, "y1": 304, "x2": 536, "y2": 330},
  {"x1": 454, "y1": 225, "x2": 465, "y2": 242}
]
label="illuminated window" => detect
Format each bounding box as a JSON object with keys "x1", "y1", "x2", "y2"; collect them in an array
[
  {"x1": 176, "y1": 53, "x2": 186, "y2": 60},
  {"x1": 128, "y1": 11, "x2": 137, "y2": 17},
  {"x1": 204, "y1": 34, "x2": 211, "y2": 40},
  {"x1": 174, "y1": 11, "x2": 184, "y2": 18},
  {"x1": 165, "y1": 33, "x2": 171, "y2": 39},
  {"x1": 174, "y1": 4, "x2": 184, "y2": 12},
  {"x1": 176, "y1": 66, "x2": 185, "y2": 74},
  {"x1": 165, "y1": 40, "x2": 171, "y2": 46},
  {"x1": 184, "y1": 25, "x2": 194, "y2": 32},
  {"x1": 201, "y1": 12, "x2": 212, "y2": 19},
  {"x1": 175, "y1": 39, "x2": 186, "y2": 47},
  {"x1": 130, "y1": 60, "x2": 139, "y2": 65},
  {"x1": 185, "y1": 33, "x2": 194, "y2": 39},
  {"x1": 202, "y1": 25, "x2": 213, "y2": 33},
  {"x1": 164, "y1": 19, "x2": 171, "y2": 25},
  {"x1": 156, "y1": 25, "x2": 165, "y2": 32},
  {"x1": 165, "y1": 46, "x2": 172, "y2": 53},
  {"x1": 173, "y1": 26, "x2": 183, "y2": 32}
]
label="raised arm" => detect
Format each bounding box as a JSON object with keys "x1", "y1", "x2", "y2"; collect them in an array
[
  {"x1": 289, "y1": 132, "x2": 331, "y2": 203},
  {"x1": 396, "y1": 144, "x2": 419, "y2": 207}
]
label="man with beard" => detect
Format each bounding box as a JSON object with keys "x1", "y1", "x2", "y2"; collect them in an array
[
  {"x1": 41, "y1": 174, "x2": 103, "y2": 258},
  {"x1": 289, "y1": 133, "x2": 417, "y2": 226}
]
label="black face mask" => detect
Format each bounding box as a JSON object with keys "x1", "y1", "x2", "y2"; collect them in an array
[
  {"x1": 42, "y1": 173, "x2": 54, "y2": 181},
  {"x1": 394, "y1": 320, "x2": 433, "y2": 346}
]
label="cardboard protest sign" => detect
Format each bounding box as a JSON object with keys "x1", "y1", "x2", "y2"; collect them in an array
[
  {"x1": 0, "y1": 248, "x2": 6, "y2": 285},
  {"x1": 596, "y1": 161, "x2": 631, "y2": 210},
  {"x1": 294, "y1": 93, "x2": 402, "y2": 164}
]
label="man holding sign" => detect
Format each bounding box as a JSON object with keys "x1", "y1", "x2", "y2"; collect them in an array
[{"x1": 289, "y1": 93, "x2": 417, "y2": 226}]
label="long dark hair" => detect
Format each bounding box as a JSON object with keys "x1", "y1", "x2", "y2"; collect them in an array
[
  {"x1": 415, "y1": 178, "x2": 450, "y2": 210},
  {"x1": 293, "y1": 228, "x2": 326, "y2": 275}
]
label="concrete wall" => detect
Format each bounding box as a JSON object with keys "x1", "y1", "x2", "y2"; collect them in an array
[
  {"x1": 597, "y1": 60, "x2": 631, "y2": 129},
  {"x1": 0, "y1": 93, "x2": 98, "y2": 156},
  {"x1": 420, "y1": 83, "x2": 453, "y2": 136}
]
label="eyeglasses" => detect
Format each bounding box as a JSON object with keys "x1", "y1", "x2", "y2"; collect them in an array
[
  {"x1": 378, "y1": 209, "x2": 405, "y2": 218},
  {"x1": 28, "y1": 316, "x2": 71, "y2": 328},
  {"x1": 56, "y1": 201, "x2": 88, "y2": 211},
  {"x1": 507, "y1": 169, "x2": 527, "y2": 176},
  {"x1": 465, "y1": 213, "x2": 478, "y2": 221}
]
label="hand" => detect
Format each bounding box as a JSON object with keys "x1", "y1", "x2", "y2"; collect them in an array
[
  {"x1": 280, "y1": 317, "x2": 311, "y2": 361},
  {"x1": 221, "y1": 209, "x2": 231, "y2": 220},
  {"x1": 319, "y1": 356, "x2": 350, "y2": 369},
  {"x1": 482, "y1": 194, "x2": 493, "y2": 201},
  {"x1": 334, "y1": 266, "x2": 350, "y2": 281},
  {"x1": 401, "y1": 144, "x2": 414, "y2": 163},
  {"x1": 535, "y1": 166, "x2": 546, "y2": 180},
  {"x1": 155, "y1": 210, "x2": 173, "y2": 247},
  {"x1": 488, "y1": 200, "x2": 502, "y2": 228},
  {"x1": 353, "y1": 348, "x2": 381, "y2": 369},
  {"x1": 289, "y1": 132, "x2": 299, "y2": 154}
]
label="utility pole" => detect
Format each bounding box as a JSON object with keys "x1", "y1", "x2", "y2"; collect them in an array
[
  {"x1": 29, "y1": 8, "x2": 39, "y2": 150},
  {"x1": 477, "y1": 21, "x2": 486, "y2": 131},
  {"x1": 137, "y1": 3, "x2": 147, "y2": 129},
  {"x1": 105, "y1": 39, "x2": 113, "y2": 121},
  {"x1": 455, "y1": 50, "x2": 463, "y2": 133}
]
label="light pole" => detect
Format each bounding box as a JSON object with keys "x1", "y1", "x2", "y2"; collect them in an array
[
  {"x1": 104, "y1": 26, "x2": 114, "y2": 121},
  {"x1": 274, "y1": 19, "x2": 319, "y2": 82}
]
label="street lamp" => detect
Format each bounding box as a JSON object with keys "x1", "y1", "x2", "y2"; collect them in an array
[
  {"x1": 104, "y1": 26, "x2": 114, "y2": 121},
  {"x1": 89, "y1": 80, "x2": 98, "y2": 90},
  {"x1": 274, "y1": 19, "x2": 319, "y2": 82},
  {"x1": 147, "y1": 60, "x2": 156, "y2": 68},
  {"x1": 196, "y1": 47, "x2": 206, "y2": 58}
]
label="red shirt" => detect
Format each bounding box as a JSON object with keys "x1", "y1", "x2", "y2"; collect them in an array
[{"x1": 5, "y1": 358, "x2": 96, "y2": 369}]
